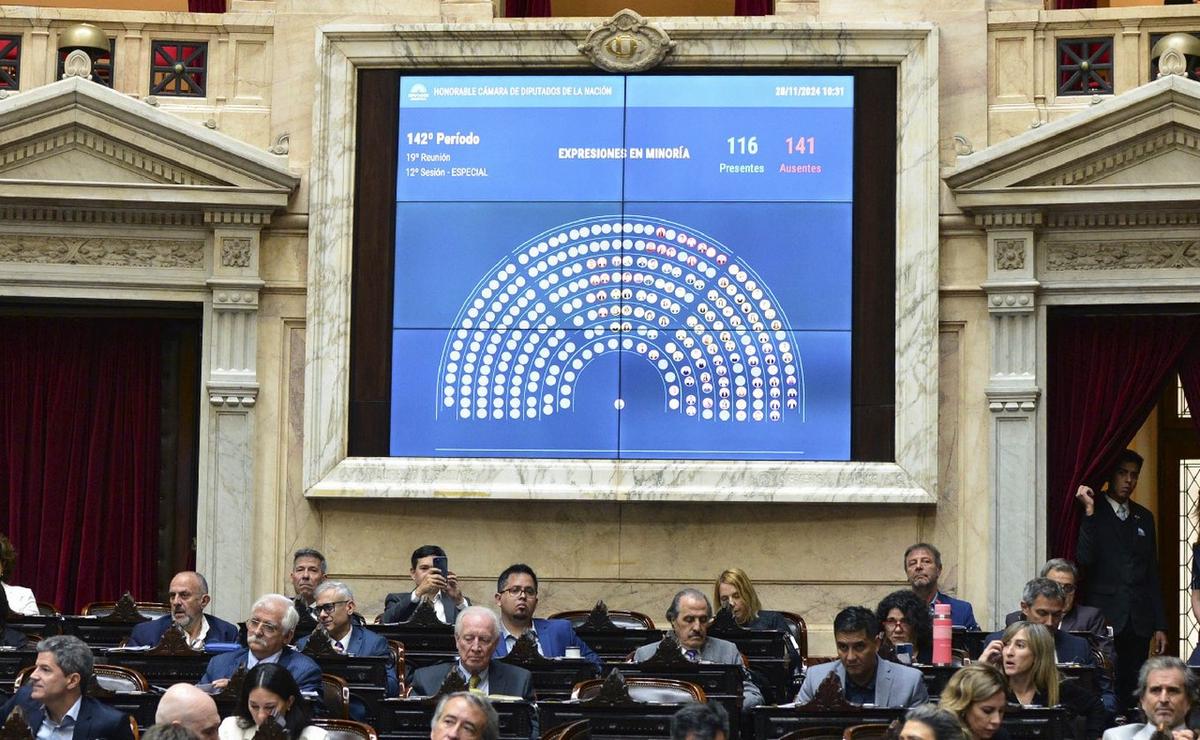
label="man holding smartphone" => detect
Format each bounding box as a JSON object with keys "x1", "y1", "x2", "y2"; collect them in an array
[{"x1": 382, "y1": 544, "x2": 470, "y2": 623}]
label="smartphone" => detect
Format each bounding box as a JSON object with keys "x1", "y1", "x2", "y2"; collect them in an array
[{"x1": 433, "y1": 555, "x2": 449, "y2": 575}]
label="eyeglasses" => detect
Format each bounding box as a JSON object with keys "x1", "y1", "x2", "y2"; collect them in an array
[
  {"x1": 1058, "y1": 584, "x2": 1076, "y2": 594},
  {"x1": 882, "y1": 617, "x2": 911, "y2": 627},
  {"x1": 500, "y1": 587, "x2": 538, "y2": 598},
  {"x1": 247, "y1": 617, "x2": 281, "y2": 635},
  {"x1": 313, "y1": 600, "x2": 349, "y2": 615}
]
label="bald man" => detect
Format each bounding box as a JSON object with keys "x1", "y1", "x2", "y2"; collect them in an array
[{"x1": 154, "y1": 683, "x2": 220, "y2": 740}]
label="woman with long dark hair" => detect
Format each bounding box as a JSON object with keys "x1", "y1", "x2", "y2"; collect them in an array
[{"x1": 218, "y1": 664, "x2": 327, "y2": 740}]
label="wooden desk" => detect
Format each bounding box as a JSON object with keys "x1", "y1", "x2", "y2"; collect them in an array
[
  {"x1": 372, "y1": 697, "x2": 535, "y2": 740},
  {"x1": 538, "y1": 700, "x2": 676, "y2": 739},
  {"x1": 62, "y1": 616, "x2": 145, "y2": 648},
  {"x1": 98, "y1": 650, "x2": 211, "y2": 686},
  {"x1": 571, "y1": 627, "x2": 660, "y2": 662},
  {"x1": 707, "y1": 622, "x2": 794, "y2": 704},
  {"x1": 497, "y1": 644, "x2": 600, "y2": 700},
  {"x1": 752, "y1": 703, "x2": 1068, "y2": 740}
]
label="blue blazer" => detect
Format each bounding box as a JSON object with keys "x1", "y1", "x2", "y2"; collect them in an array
[
  {"x1": 198, "y1": 646, "x2": 323, "y2": 696},
  {"x1": 933, "y1": 592, "x2": 980, "y2": 631},
  {"x1": 126, "y1": 614, "x2": 239, "y2": 648},
  {"x1": 297, "y1": 627, "x2": 400, "y2": 697},
  {"x1": 1, "y1": 684, "x2": 135, "y2": 740},
  {"x1": 493, "y1": 618, "x2": 601, "y2": 668}
]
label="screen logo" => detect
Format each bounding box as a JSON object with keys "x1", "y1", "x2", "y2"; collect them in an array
[{"x1": 407, "y1": 83, "x2": 429, "y2": 102}]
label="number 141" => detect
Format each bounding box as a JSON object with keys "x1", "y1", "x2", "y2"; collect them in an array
[{"x1": 786, "y1": 137, "x2": 816, "y2": 155}]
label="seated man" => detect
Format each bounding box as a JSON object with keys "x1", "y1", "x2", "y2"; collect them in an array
[
  {"x1": 197, "y1": 593, "x2": 321, "y2": 696},
  {"x1": 987, "y1": 577, "x2": 1115, "y2": 714},
  {"x1": 296, "y1": 580, "x2": 400, "y2": 700},
  {"x1": 0, "y1": 634, "x2": 135, "y2": 739},
  {"x1": 796, "y1": 606, "x2": 927, "y2": 708},
  {"x1": 632, "y1": 588, "x2": 764, "y2": 709},
  {"x1": 1004, "y1": 558, "x2": 1114, "y2": 667},
  {"x1": 290, "y1": 548, "x2": 327, "y2": 639},
  {"x1": 382, "y1": 545, "x2": 469, "y2": 624},
  {"x1": 904, "y1": 543, "x2": 979, "y2": 630},
  {"x1": 430, "y1": 691, "x2": 499, "y2": 740},
  {"x1": 410, "y1": 606, "x2": 535, "y2": 700},
  {"x1": 671, "y1": 701, "x2": 729, "y2": 740},
  {"x1": 492, "y1": 563, "x2": 600, "y2": 668},
  {"x1": 154, "y1": 683, "x2": 221, "y2": 740},
  {"x1": 127, "y1": 571, "x2": 238, "y2": 648},
  {"x1": 1103, "y1": 656, "x2": 1198, "y2": 740}
]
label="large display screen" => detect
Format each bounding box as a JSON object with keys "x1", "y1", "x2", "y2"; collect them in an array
[{"x1": 390, "y1": 74, "x2": 854, "y2": 460}]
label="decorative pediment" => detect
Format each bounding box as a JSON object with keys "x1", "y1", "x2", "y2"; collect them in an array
[
  {"x1": 0, "y1": 77, "x2": 297, "y2": 211},
  {"x1": 947, "y1": 75, "x2": 1200, "y2": 212}
]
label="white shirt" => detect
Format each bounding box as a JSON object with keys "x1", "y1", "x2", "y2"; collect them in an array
[
  {"x1": 4, "y1": 583, "x2": 39, "y2": 616},
  {"x1": 36, "y1": 696, "x2": 81, "y2": 740},
  {"x1": 410, "y1": 591, "x2": 467, "y2": 624},
  {"x1": 500, "y1": 623, "x2": 541, "y2": 656},
  {"x1": 217, "y1": 716, "x2": 328, "y2": 740},
  {"x1": 183, "y1": 614, "x2": 212, "y2": 649},
  {"x1": 329, "y1": 625, "x2": 353, "y2": 653},
  {"x1": 1105, "y1": 494, "x2": 1129, "y2": 519}
]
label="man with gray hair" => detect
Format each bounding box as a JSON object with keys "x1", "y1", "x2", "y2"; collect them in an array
[
  {"x1": 633, "y1": 589, "x2": 764, "y2": 709},
  {"x1": 154, "y1": 683, "x2": 220, "y2": 740},
  {"x1": 430, "y1": 691, "x2": 500, "y2": 740},
  {"x1": 671, "y1": 701, "x2": 729, "y2": 740},
  {"x1": 1005, "y1": 558, "x2": 1113, "y2": 666},
  {"x1": 0, "y1": 634, "x2": 135, "y2": 738},
  {"x1": 290, "y1": 548, "x2": 327, "y2": 637},
  {"x1": 1103, "y1": 656, "x2": 1199, "y2": 740},
  {"x1": 197, "y1": 593, "x2": 322, "y2": 696},
  {"x1": 296, "y1": 581, "x2": 399, "y2": 707},
  {"x1": 410, "y1": 606, "x2": 534, "y2": 701}
]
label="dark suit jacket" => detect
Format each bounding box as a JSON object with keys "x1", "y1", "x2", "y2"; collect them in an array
[
  {"x1": 493, "y1": 618, "x2": 601, "y2": 668},
  {"x1": 983, "y1": 627, "x2": 1116, "y2": 714},
  {"x1": 0, "y1": 626, "x2": 30, "y2": 649},
  {"x1": 126, "y1": 614, "x2": 239, "y2": 648},
  {"x1": 1077, "y1": 498, "x2": 1166, "y2": 636},
  {"x1": 1, "y1": 684, "x2": 135, "y2": 740},
  {"x1": 198, "y1": 646, "x2": 323, "y2": 695},
  {"x1": 380, "y1": 592, "x2": 463, "y2": 624},
  {"x1": 297, "y1": 626, "x2": 400, "y2": 697},
  {"x1": 410, "y1": 660, "x2": 535, "y2": 701},
  {"x1": 1004, "y1": 604, "x2": 1113, "y2": 664}
]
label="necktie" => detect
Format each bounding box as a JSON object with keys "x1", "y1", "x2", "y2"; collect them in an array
[
  {"x1": 334, "y1": 640, "x2": 345, "y2": 654},
  {"x1": 1118, "y1": 504, "x2": 1129, "y2": 521},
  {"x1": 468, "y1": 674, "x2": 481, "y2": 691},
  {"x1": 685, "y1": 650, "x2": 699, "y2": 662}
]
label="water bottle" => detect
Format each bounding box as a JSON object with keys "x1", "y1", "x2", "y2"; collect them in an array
[{"x1": 932, "y1": 602, "x2": 953, "y2": 666}]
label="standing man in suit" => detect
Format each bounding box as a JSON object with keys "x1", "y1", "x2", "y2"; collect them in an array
[
  {"x1": 382, "y1": 545, "x2": 470, "y2": 624},
  {"x1": 0, "y1": 635, "x2": 135, "y2": 739},
  {"x1": 1005, "y1": 559, "x2": 1114, "y2": 666},
  {"x1": 632, "y1": 589, "x2": 764, "y2": 709},
  {"x1": 1077, "y1": 449, "x2": 1168, "y2": 711},
  {"x1": 290, "y1": 548, "x2": 327, "y2": 639},
  {"x1": 1102, "y1": 656, "x2": 1197, "y2": 740},
  {"x1": 127, "y1": 571, "x2": 239, "y2": 648},
  {"x1": 410, "y1": 606, "x2": 534, "y2": 700},
  {"x1": 197, "y1": 593, "x2": 322, "y2": 697},
  {"x1": 492, "y1": 564, "x2": 600, "y2": 668},
  {"x1": 796, "y1": 606, "x2": 928, "y2": 708},
  {"x1": 904, "y1": 543, "x2": 980, "y2": 630},
  {"x1": 296, "y1": 580, "x2": 399, "y2": 699}
]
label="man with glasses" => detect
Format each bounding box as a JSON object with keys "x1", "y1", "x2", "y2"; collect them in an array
[
  {"x1": 296, "y1": 581, "x2": 399, "y2": 699},
  {"x1": 633, "y1": 589, "x2": 764, "y2": 709},
  {"x1": 1005, "y1": 559, "x2": 1113, "y2": 666},
  {"x1": 491, "y1": 564, "x2": 600, "y2": 667},
  {"x1": 127, "y1": 571, "x2": 238, "y2": 648},
  {"x1": 197, "y1": 593, "x2": 321, "y2": 696}
]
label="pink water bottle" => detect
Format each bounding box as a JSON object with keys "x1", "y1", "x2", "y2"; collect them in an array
[{"x1": 932, "y1": 602, "x2": 953, "y2": 666}]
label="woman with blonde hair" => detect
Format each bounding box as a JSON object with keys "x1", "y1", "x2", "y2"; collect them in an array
[
  {"x1": 940, "y1": 663, "x2": 1008, "y2": 740},
  {"x1": 713, "y1": 568, "x2": 800, "y2": 670},
  {"x1": 979, "y1": 621, "x2": 1105, "y2": 740}
]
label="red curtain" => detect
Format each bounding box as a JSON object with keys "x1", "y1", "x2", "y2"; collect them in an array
[
  {"x1": 506, "y1": 0, "x2": 551, "y2": 16},
  {"x1": 1048, "y1": 314, "x2": 1200, "y2": 559},
  {"x1": 188, "y1": 0, "x2": 226, "y2": 12},
  {"x1": 735, "y1": 0, "x2": 772, "y2": 15},
  {"x1": 1054, "y1": 0, "x2": 1096, "y2": 7},
  {"x1": 0, "y1": 317, "x2": 161, "y2": 613}
]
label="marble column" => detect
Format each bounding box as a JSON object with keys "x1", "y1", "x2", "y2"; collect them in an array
[
  {"x1": 981, "y1": 213, "x2": 1042, "y2": 618},
  {"x1": 198, "y1": 209, "x2": 268, "y2": 621}
]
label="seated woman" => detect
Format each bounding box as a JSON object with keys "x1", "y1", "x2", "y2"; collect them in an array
[
  {"x1": 979, "y1": 621, "x2": 1105, "y2": 740},
  {"x1": 876, "y1": 589, "x2": 934, "y2": 664},
  {"x1": 940, "y1": 663, "x2": 1008, "y2": 740},
  {"x1": 0, "y1": 534, "x2": 38, "y2": 616},
  {"x1": 900, "y1": 704, "x2": 968, "y2": 740},
  {"x1": 218, "y1": 664, "x2": 327, "y2": 740},
  {"x1": 713, "y1": 568, "x2": 801, "y2": 668},
  {"x1": 0, "y1": 586, "x2": 31, "y2": 649}
]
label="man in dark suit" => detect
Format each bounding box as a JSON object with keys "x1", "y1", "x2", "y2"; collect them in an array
[
  {"x1": 491, "y1": 563, "x2": 600, "y2": 668},
  {"x1": 1, "y1": 634, "x2": 134, "y2": 739},
  {"x1": 1004, "y1": 559, "x2": 1114, "y2": 666},
  {"x1": 289, "y1": 548, "x2": 327, "y2": 639},
  {"x1": 126, "y1": 571, "x2": 239, "y2": 648},
  {"x1": 991, "y1": 577, "x2": 1116, "y2": 714},
  {"x1": 296, "y1": 580, "x2": 399, "y2": 700},
  {"x1": 1077, "y1": 449, "x2": 1168, "y2": 711},
  {"x1": 197, "y1": 593, "x2": 322, "y2": 696},
  {"x1": 904, "y1": 542, "x2": 979, "y2": 630},
  {"x1": 381, "y1": 545, "x2": 469, "y2": 624},
  {"x1": 410, "y1": 606, "x2": 534, "y2": 700}
]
